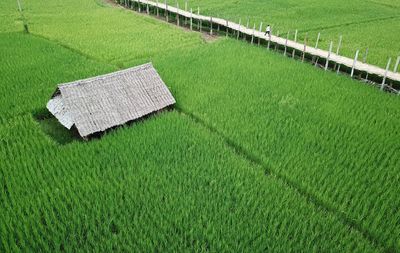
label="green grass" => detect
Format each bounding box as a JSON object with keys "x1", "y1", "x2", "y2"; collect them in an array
[
  {"x1": 0, "y1": 32, "x2": 115, "y2": 123},
  {"x1": 0, "y1": 0, "x2": 23, "y2": 33},
  {"x1": 24, "y1": 0, "x2": 203, "y2": 66},
  {"x1": 0, "y1": 20, "x2": 378, "y2": 253},
  {"x1": 1, "y1": 0, "x2": 400, "y2": 252},
  {"x1": 169, "y1": 0, "x2": 400, "y2": 67},
  {"x1": 0, "y1": 111, "x2": 380, "y2": 252},
  {"x1": 153, "y1": 40, "x2": 400, "y2": 251}
]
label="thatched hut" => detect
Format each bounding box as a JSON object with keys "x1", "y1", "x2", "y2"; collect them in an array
[{"x1": 47, "y1": 63, "x2": 175, "y2": 138}]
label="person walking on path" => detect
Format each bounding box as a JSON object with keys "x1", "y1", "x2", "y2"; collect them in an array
[{"x1": 265, "y1": 25, "x2": 271, "y2": 36}]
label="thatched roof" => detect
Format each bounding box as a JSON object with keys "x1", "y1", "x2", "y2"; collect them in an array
[{"x1": 47, "y1": 63, "x2": 175, "y2": 138}]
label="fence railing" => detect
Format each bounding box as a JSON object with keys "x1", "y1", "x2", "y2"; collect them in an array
[{"x1": 118, "y1": 0, "x2": 400, "y2": 93}]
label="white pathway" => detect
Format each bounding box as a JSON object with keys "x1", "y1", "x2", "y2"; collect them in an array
[{"x1": 133, "y1": 0, "x2": 400, "y2": 84}]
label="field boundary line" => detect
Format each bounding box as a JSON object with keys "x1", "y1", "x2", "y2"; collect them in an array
[
  {"x1": 29, "y1": 33, "x2": 118, "y2": 69},
  {"x1": 177, "y1": 107, "x2": 387, "y2": 252},
  {"x1": 367, "y1": 0, "x2": 400, "y2": 9},
  {"x1": 300, "y1": 15, "x2": 400, "y2": 33}
]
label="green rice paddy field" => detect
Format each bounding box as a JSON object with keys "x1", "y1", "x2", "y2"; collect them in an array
[
  {"x1": 1, "y1": 0, "x2": 400, "y2": 252},
  {"x1": 170, "y1": 0, "x2": 400, "y2": 68}
]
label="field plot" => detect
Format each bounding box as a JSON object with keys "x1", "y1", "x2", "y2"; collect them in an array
[
  {"x1": 0, "y1": 0, "x2": 23, "y2": 33},
  {"x1": 0, "y1": 33, "x2": 115, "y2": 123},
  {"x1": 153, "y1": 40, "x2": 400, "y2": 251},
  {"x1": 1, "y1": 0, "x2": 400, "y2": 252},
  {"x1": 0, "y1": 35, "x2": 380, "y2": 251},
  {"x1": 23, "y1": 0, "x2": 202, "y2": 65},
  {"x1": 0, "y1": 110, "x2": 380, "y2": 252},
  {"x1": 169, "y1": 0, "x2": 400, "y2": 68}
]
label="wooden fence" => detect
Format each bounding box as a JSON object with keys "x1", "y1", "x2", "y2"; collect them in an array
[{"x1": 119, "y1": 0, "x2": 400, "y2": 93}]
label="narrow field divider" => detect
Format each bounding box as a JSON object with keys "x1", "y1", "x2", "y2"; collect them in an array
[{"x1": 175, "y1": 107, "x2": 386, "y2": 252}]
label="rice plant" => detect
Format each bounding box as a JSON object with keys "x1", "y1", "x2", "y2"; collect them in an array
[
  {"x1": 1, "y1": 0, "x2": 399, "y2": 251},
  {"x1": 169, "y1": 0, "x2": 400, "y2": 68},
  {"x1": 153, "y1": 39, "x2": 400, "y2": 252}
]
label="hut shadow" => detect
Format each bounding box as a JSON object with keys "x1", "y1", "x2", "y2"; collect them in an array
[
  {"x1": 33, "y1": 109, "x2": 80, "y2": 145},
  {"x1": 33, "y1": 106, "x2": 175, "y2": 144}
]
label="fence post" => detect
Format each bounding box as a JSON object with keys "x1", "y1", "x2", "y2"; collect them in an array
[
  {"x1": 325, "y1": 41, "x2": 333, "y2": 71},
  {"x1": 17, "y1": 0, "x2": 22, "y2": 12},
  {"x1": 315, "y1": 32, "x2": 320, "y2": 48},
  {"x1": 210, "y1": 17, "x2": 213, "y2": 35},
  {"x1": 242, "y1": 18, "x2": 248, "y2": 41},
  {"x1": 284, "y1": 31, "x2": 289, "y2": 56},
  {"x1": 146, "y1": 1, "x2": 149, "y2": 14},
  {"x1": 292, "y1": 29, "x2": 297, "y2": 58},
  {"x1": 226, "y1": 20, "x2": 229, "y2": 37},
  {"x1": 251, "y1": 23, "x2": 255, "y2": 44},
  {"x1": 313, "y1": 32, "x2": 321, "y2": 64},
  {"x1": 258, "y1": 22, "x2": 263, "y2": 46},
  {"x1": 237, "y1": 19, "x2": 241, "y2": 40},
  {"x1": 393, "y1": 57, "x2": 399, "y2": 92},
  {"x1": 267, "y1": 27, "x2": 271, "y2": 50},
  {"x1": 198, "y1": 7, "x2": 202, "y2": 32},
  {"x1": 362, "y1": 48, "x2": 369, "y2": 64},
  {"x1": 335, "y1": 35, "x2": 343, "y2": 74},
  {"x1": 275, "y1": 31, "x2": 279, "y2": 51},
  {"x1": 232, "y1": 19, "x2": 236, "y2": 37},
  {"x1": 302, "y1": 33, "x2": 308, "y2": 62},
  {"x1": 351, "y1": 50, "x2": 359, "y2": 77},
  {"x1": 156, "y1": 0, "x2": 159, "y2": 16},
  {"x1": 381, "y1": 57, "x2": 392, "y2": 90},
  {"x1": 165, "y1": 0, "x2": 168, "y2": 22},
  {"x1": 362, "y1": 48, "x2": 369, "y2": 80},
  {"x1": 185, "y1": 0, "x2": 188, "y2": 25},
  {"x1": 393, "y1": 56, "x2": 400, "y2": 73},
  {"x1": 176, "y1": 2, "x2": 180, "y2": 26},
  {"x1": 138, "y1": 0, "x2": 141, "y2": 12},
  {"x1": 190, "y1": 8, "x2": 193, "y2": 30}
]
